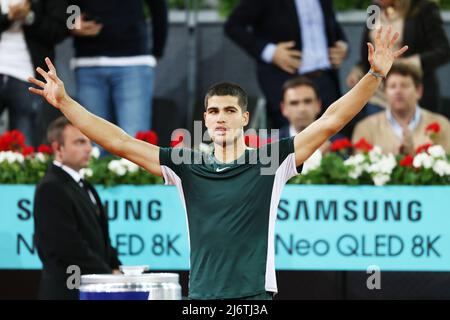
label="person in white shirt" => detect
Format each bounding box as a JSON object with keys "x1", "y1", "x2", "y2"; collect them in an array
[{"x1": 0, "y1": 0, "x2": 68, "y2": 146}]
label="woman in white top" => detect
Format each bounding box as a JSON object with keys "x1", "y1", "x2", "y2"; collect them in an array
[{"x1": 0, "y1": 0, "x2": 68, "y2": 146}]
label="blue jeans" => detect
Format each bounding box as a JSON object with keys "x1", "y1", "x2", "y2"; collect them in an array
[
  {"x1": 0, "y1": 74, "x2": 42, "y2": 146},
  {"x1": 76, "y1": 65, "x2": 155, "y2": 138}
]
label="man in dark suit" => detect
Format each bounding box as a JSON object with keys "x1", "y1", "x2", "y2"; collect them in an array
[
  {"x1": 225, "y1": 0, "x2": 348, "y2": 129},
  {"x1": 278, "y1": 76, "x2": 345, "y2": 146},
  {"x1": 33, "y1": 117, "x2": 121, "y2": 300}
]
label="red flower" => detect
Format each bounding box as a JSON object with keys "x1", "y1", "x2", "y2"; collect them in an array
[
  {"x1": 170, "y1": 133, "x2": 184, "y2": 148},
  {"x1": 330, "y1": 138, "x2": 352, "y2": 152},
  {"x1": 426, "y1": 122, "x2": 441, "y2": 134},
  {"x1": 415, "y1": 143, "x2": 432, "y2": 154},
  {"x1": 21, "y1": 146, "x2": 35, "y2": 156},
  {"x1": 0, "y1": 130, "x2": 26, "y2": 151},
  {"x1": 353, "y1": 138, "x2": 373, "y2": 152},
  {"x1": 135, "y1": 130, "x2": 158, "y2": 145},
  {"x1": 399, "y1": 155, "x2": 414, "y2": 167},
  {"x1": 38, "y1": 144, "x2": 53, "y2": 155}
]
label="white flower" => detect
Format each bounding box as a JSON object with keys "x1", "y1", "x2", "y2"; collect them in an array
[
  {"x1": 302, "y1": 150, "x2": 322, "y2": 174},
  {"x1": 344, "y1": 154, "x2": 368, "y2": 179},
  {"x1": 107, "y1": 160, "x2": 120, "y2": 171},
  {"x1": 0, "y1": 151, "x2": 24, "y2": 164},
  {"x1": 90, "y1": 147, "x2": 100, "y2": 159},
  {"x1": 369, "y1": 146, "x2": 383, "y2": 163},
  {"x1": 368, "y1": 154, "x2": 396, "y2": 175},
  {"x1": 120, "y1": 158, "x2": 139, "y2": 173},
  {"x1": 373, "y1": 173, "x2": 390, "y2": 186},
  {"x1": 34, "y1": 153, "x2": 47, "y2": 163},
  {"x1": 115, "y1": 165, "x2": 126, "y2": 176},
  {"x1": 108, "y1": 160, "x2": 126, "y2": 176},
  {"x1": 432, "y1": 160, "x2": 450, "y2": 177},
  {"x1": 344, "y1": 154, "x2": 365, "y2": 166},
  {"x1": 80, "y1": 168, "x2": 93, "y2": 178},
  {"x1": 413, "y1": 153, "x2": 433, "y2": 169},
  {"x1": 348, "y1": 168, "x2": 363, "y2": 179},
  {"x1": 428, "y1": 145, "x2": 446, "y2": 159}
]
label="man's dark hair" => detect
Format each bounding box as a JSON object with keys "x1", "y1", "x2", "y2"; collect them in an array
[
  {"x1": 204, "y1": 82, "x2": 248, "y2": 112},
  {"x1": 386, "y1": 63, "x2": 423, "y2": 88},
  {"x1": 47, "y1": 116, "x2": 72, "y2": 145},
  {"x1": 282, "y1": 77, "x2": 320, "y2": 100}
]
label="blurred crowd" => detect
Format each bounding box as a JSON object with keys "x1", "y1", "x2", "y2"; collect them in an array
[{"x1": 0, "y1": 0, "x2": 450, "y2": 157}]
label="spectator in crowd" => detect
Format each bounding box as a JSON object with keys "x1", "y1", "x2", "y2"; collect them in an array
[
  {"x1": 280, "y1": 77, "x2": 330, "y2": 150},
  {"x1": 33, "y1": 117, "x2": 121, "y2": 300},
  {"x1": 347, "y1": 0, "x2": 450, "y2": 117},
  {"x1": 279, "y1": 77, "x2": 348, "y2": 171},
  {"x1": 0, "y1": 0, "x2": 68, "y2": 146},
  {"x1": 352, "y1": 63, "x2": 450, "y2": 155},
  {"x1": 70, "y1": 0, "x2": 168, "y2": 138},
  {"x1": 225, "y1": 0, "x2": 348, "y2": 129}
]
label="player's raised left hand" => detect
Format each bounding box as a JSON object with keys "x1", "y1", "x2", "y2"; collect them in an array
[
  {"x1": 368, "y1": 25, "x2": 409, "y2": 77},
  {"x1": 28, "y1": 58, "x2": 68, "y2": 109}
]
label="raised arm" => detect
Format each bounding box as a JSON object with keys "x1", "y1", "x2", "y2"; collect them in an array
[
  {"x1": 28, "y1": 58, "x2": 162, "y2": 177},
  {"x1": 293, "y1": 26, "x2": 408, "y2": 166}
]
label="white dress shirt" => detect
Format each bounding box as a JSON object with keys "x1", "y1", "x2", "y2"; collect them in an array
[
  {"x1": 53, "y1": 160, "x2": 97, "y2": 205},
  {"x1": 261, "y1": 0, "x2": 331, "y2": 74},
  {"x1": 0, "y1": 0, "x2": 35, "y2": 82},
  {"x1": 386, "y1": 105, "x2": 422, "y2": 139}
]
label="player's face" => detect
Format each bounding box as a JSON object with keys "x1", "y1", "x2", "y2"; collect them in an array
[
  {"x1": 385, "y1": 74, "x2": 422, "y2": 114},
  {"x1": 281, "y1": 86, "x2": 321, "y2": 132},
  {"x1": 204, "y1": 95, "x2": 249, "y2": 146},
  {"x1": 57, "y1": 125, "x2": 92, "y2": 171}
]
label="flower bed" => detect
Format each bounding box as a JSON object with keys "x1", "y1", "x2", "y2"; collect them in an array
[{"x1": 0, "y1": 129, "x2": 449, "y2": 186}]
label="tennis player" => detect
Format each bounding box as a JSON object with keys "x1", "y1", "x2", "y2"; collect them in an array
[{"x1": 28, "y1": 26, "x2": 407, "y2": 300}]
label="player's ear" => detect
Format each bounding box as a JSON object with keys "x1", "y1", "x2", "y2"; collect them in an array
[
  {"x1": 281, "y1": 102, "x2": 287, "y2": 117},
  {"x1": 416, "y1": 84, "x2": 424, "y2": 100},
  {"x1": 242, "y1": 111, "x2": 250, "y2": 127},
  {"x1": 51, "y1": 141, "x2": 59, "y2": 153}
]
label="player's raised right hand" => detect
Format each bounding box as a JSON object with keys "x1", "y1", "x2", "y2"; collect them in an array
[{"x1": 28, "y1": 57, "x2": 68, "y2": 109}]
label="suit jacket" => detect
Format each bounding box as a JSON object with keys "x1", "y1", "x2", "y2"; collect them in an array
[
  {"x1": 359, "y1": 0, "x2": 450, "y2": 112},
  {"x1": 33, "y1": 164, "x2": 120, "y2": 300},
  {"x1": 0, "y1": 0, "x2": 69, "y2": 78},
  {"x1": 224, "y1": 0, "x2": 347, "y2": 128},
  {"x1": 224, "y1": 0, "x2": 347, "y2": 62},
  {"x1": 352, "y1": 108, "x2": 450, "y2": 155},
  {"x1": 279, "y1": 126, "x2": 290, "y2": 140}
]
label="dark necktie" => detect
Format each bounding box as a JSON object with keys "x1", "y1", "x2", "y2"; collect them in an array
[{"x1": 79, "y1": 179, "x2": 97, "y2": 206}]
